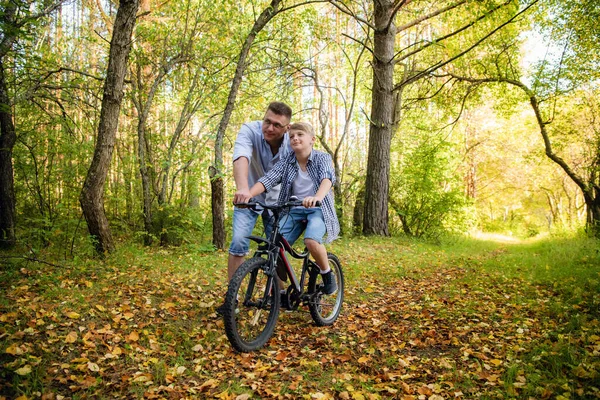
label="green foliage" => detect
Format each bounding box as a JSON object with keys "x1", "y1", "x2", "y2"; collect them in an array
[
  {"x1": 149, "y1": 203, "x2": 213, "y2": 247},
  {"x1": 389, "y1": 131, "x2": 473, "y2": 238}
]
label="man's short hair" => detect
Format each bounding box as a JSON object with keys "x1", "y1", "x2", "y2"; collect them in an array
[{"x1": 267, "y1": 102, "x2": 292, "y2": 120}]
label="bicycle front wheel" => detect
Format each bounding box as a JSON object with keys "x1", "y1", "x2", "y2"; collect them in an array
[
  {"x1": 308, "y1": 253, "x2": 344, "y2": 326},
  {"x1": 223, "y1": 257, "x2": 280, "y2": 352}
]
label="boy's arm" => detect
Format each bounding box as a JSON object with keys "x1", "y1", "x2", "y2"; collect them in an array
[
  {"x1": 302, "y1": 178, "x2": 332, "y2": 208},
  {"x1": 238, "y1": 182, "x2": 266, "y2": 203},
  {"x1": 236, "y1": 158, "x2": 285, "y2": 203}
]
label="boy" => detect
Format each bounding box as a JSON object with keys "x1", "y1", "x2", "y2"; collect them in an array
[{"x1": 240, "y1": 122, "x2": 340, "y2": 294}]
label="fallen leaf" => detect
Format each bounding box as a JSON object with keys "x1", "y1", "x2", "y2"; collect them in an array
[
  {"x1": 65, "y1": 331, "x2": 78, "y2": 343},
  {"x1": 5, "y1": 343, "x2": 24, "y2": 355},
  {"x1": 127, "y1": 331, "x2": 139, "y2": 342},
  {"x1": 16, "y1": 365, "x2": 32, "y2": 375}
]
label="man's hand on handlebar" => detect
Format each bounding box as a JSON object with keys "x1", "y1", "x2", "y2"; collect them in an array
[{"x1": 233, "y1": 189, "x2": 252, "y2": 205}]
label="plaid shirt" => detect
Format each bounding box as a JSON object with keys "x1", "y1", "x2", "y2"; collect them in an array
[{"x1": 259, "y1": 150, "x2": 340, "y2": 243}]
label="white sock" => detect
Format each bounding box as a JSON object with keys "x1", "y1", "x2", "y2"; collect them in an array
[{"x1": 319, "y1": 266, "x2": 331, "y2": 274}]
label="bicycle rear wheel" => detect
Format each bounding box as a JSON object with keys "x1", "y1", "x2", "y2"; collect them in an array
[
  {"x1": 308, "y1": 253, "x2": 344, "y2": 326},
  {"x1": 223, "y1": 257, "x2": 280, "y2": 352}
]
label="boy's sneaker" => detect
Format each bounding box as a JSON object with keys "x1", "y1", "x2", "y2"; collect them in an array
[{"x1": 322, "y1": 270, "x2": 337, "y2": 295}]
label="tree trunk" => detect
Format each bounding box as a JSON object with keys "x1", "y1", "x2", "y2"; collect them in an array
[
  {"x1": 363, "y1": 0, "x2": 395, "y2": 236},
  {"x1": 352, "y1": 186, "x2": 365, "y2": 235},
  {"x1": 211, "y1": 0, "x2": 283, "y2": 250},
  {"x1": 138, "y1": 122, "x2": 154, "y2": 246},
  {"x1": 585, "y1": 191, "x2": 600, "y2": 237},
  {"x1": 80, "y1": 0, "x2": 139, "y2": 254},
  {"x1": 0, "y1": 60, "x2": 16, "y2": 248},
  {"x1": 209, "y1": 167, "x2": 225, "y2": 249}
]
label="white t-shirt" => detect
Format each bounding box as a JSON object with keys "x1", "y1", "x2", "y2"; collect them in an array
[{"x1": 292, "y1": 168, "x2": 314, "y2": 201}]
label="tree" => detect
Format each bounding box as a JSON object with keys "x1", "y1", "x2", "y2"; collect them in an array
[
  {"x1": 441, "y1": 0, "x2": 600, "y2": 235},
  {"x1": 79, "y1": 0, "x2": 139, "y2": 254},
  {"x1": 210, "y1": 0, "x2": 286, "y2": 250},
  {"x1": 0, "y1": 0, "x2": 61, "y2": 248},
  {"x1": 330, "y1": 0, "x2": 539, "y2": 236},
  {"x1": 447, "y1": 75, "x2": 600, "y2": 236}
]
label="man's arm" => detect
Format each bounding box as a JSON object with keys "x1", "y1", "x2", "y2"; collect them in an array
[{"x1": 233, "y1": 157, "x2": 251, "y2": 204}]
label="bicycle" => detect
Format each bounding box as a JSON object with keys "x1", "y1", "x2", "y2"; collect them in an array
[{"x1": 222, "y1": 198, "x2": 344, "y2": 352}]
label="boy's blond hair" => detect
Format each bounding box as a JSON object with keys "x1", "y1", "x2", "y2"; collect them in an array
[{"x1": 289, "y1": 121, "x2": 315, "y2": 137}]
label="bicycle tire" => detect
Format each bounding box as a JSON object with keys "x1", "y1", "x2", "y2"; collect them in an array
[
  {"x1": 308, "y1": 253, "x2": 344, "y2": 326},
  {"x1": 223, "y1": 257, "x2": 280, "y2": 352}
]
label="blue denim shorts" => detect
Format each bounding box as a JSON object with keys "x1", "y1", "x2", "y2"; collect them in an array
[
  {"x1": 279, "y1": 207, "x2": 326, "y2": 246},
  {"x1": 228, "y1": 207, "x2": 274, "y2": 256}
]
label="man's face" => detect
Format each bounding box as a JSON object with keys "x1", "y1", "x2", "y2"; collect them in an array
[{"x1": 262, "y1": 110, "x2": 290, "y2": 144}]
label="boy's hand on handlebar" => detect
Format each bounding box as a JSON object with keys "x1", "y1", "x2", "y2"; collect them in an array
[{"x1": 302, "y1": 196, "x2": 321, "y2": 208}]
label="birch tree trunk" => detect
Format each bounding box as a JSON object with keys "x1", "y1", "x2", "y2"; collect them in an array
[{"x1": 210, "y1": 0, "x2": 283, "y2": 249}]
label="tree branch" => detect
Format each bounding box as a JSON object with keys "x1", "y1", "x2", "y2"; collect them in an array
[
  {"x1": 444, "y1": 73, "x2": 596, "y2": 196},
  {"x1": 327, "y1": 0, "x2": 376, "y2": 31},
  {"x1": 394, "y1": 0, "x2": 539, "y2": 90}
]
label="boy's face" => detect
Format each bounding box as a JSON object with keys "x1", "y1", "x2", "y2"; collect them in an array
[{"x1": 289, "y1": 129, "x2": 315, "y2": 153}]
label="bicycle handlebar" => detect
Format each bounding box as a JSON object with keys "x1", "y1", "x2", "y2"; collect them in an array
[{"x1": 234, "y1": 198, "x2": 321, "y2": 210}]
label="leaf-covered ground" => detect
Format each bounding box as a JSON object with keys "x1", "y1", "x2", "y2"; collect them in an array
[{"x1": 1, "y1": 236, "x2": 599, "y2": 399}]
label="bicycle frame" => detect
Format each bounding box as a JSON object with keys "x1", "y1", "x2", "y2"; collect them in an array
[{"x1": 244, "y1": 201, "x2": 318, "y2": 304}]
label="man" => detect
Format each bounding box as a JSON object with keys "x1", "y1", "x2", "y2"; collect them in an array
[{"x1": 216, "y1": 102, "x2": 292, "y2": 315}]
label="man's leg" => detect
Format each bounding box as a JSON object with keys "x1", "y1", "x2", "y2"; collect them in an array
[
  {"x1": 227, "y1": 207, "x2": 259, "y2": 280},
  {"x1": 217, "y1": 208, "x2": 259, "y2": 315},
  {"x1": 227, "y1": 254, "x2": 245, "y2": 281}
]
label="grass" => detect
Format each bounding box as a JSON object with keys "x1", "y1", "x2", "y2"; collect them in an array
[{"x1": 1, "y1": 233, "x2": 599, "y2": 398}]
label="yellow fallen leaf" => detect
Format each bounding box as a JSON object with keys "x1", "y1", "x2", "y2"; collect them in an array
[
  {"x1": 132, "y1": 374, "x2": 150, "y2": 383},
  {"x1": 357, "y1": 356, "x2": 369, "y2": 364},
  {"x1": 5, "y1": 343, "x2": 24, "y2": 355},
  {"x1": 490, "y1": 359, "x2": 503, "y2": 366},
  {"x1": 127, "y1": 331, "x2": 139, "y2": 342},
  {"x1": 200, "y1": 378, "x2": 219, "y2": 391},
  {"x1": 95, "y1": 304, "x2": 106, "y2": 312},
  {"x1": 16, "y1": 365, "x2": 32, "y2": 375},
  {"x1": 65, "y1": 331, "x2": 78, "y2": 343},
  {"x1": 66, "y1": 312, "x2": 80, "y2": 319}
]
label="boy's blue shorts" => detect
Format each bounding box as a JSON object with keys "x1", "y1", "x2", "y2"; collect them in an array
[{"x1": 279, "y1": 207, "x2": 326, "y2": 246}]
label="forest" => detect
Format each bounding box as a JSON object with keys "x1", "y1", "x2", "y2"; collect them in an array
[
  {"x1": 1, "y1": 0, "x2": 599, "y2": 398},
  {"x1": 0, "y1": 0, "x2": 597, "y2": 253}
]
